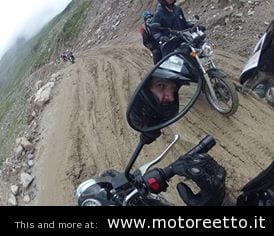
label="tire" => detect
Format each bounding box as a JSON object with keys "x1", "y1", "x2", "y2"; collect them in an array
[{"x1": 205, "y1": 75, "x2": 239, "y2": 116}]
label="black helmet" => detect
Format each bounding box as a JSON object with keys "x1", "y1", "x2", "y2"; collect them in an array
[
  {"x1": 151, "y1": 67, "x2": 189, "y2": 87},
  {"x1": 158, "y1": 0, "x2": 176, "y2": 9},
  {"x1": 153, "y1": 53, "x2": 202, "y2": 85}
]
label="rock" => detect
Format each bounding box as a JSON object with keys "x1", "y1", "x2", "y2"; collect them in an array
[
  {"x1": 27, "y1": 154, "x2": 34, "y2": 160},
  {"x1": 14, "y1": 145, "x2": 23, "y2": 158},
  {"x1": 20, "y1": 172, "x2": 34, "y2": 188},
  {"x1": 16, "y1": 137, "x2": 33, "y2": 152},
  {"x1": 32, "y1": 111, "x2": 37, "y2": 118},
  {"x1": 28, "y1": 160, "x2": 34, "y2": 167},
  {"x1": 34, "y1": 82, "x2": 55, "y2": 110},
  {"x1": 247, "y1": 9, "x2": 254, "y2": 16},
  {"x1": 23, "y1": 194, "x2": 31, "y2": 203},
  {"x1": 8, "y1": 194, "x2": 17, "y2": 206},
  {"x1": 34, "y1": 80, "x2": 43, "y2": 90},
  {"x1": 11, "y1": 185, "x2": 19, "y2": 195},
  {"x1": 51, "y1": 73, "x2": 61, "y2": 80},
  {"x1": 234, "y1": 12, "x2": 244, "y2": 17}
]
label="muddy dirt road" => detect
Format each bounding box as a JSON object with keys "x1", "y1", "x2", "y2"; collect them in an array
[{"x1": 32, "y1": 44, "x2": 274, "y2": 206}]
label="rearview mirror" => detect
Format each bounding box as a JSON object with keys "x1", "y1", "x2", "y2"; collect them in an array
[{"x1": 127, "y1": 52, "x2": 202, "y2": 133}]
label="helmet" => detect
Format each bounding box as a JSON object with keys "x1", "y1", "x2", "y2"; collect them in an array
[
  {"x1": 152, "y1": 68, "x2": 187, "y2": 87},
  {"x1": 265, "y1": 87, "x2": 274, "y2": 105},
  {"x1": 158, "y1": 0, "x2": 176, "y2": 8},
  {"x1": 143, "y1": 10, "x2": 153, "y2": 20},
  {"x1": 151, "y1": 54, "x2": 194, "y2": 87}
]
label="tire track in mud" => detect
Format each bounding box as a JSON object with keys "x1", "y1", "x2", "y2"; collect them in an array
[
  {"x1": 66, "y1": 62, "x2": 98, "y2": 187},
  {"x1": 63, "y1": 45, "x2": 154, "y2": 190},
  {"x1": 34, "y1": 44, "x2": 274, "y2": 206}
]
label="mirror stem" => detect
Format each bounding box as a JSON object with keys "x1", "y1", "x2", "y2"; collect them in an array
[{"x1": 125, "y1": 138, "x2": 145, "y2": 183}]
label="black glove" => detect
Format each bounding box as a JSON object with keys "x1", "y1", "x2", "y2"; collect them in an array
[
  {"x1": 170, "y1": 153, "x2": 226, "y2": 206},
  {"x1": 140, "y1": 130, "x2": 161, "y2": 144},
  {"x1": 197, "y1": 25, "x2": 206, "y2": 32},
  {"x1": 159, "y1": 36, "x2": 169, "y2": 45},
  {"x1": 186, "y1": 22, "x2": 194, "y2": 29},
  {"x1": 177, "y1": 31, "x2": 193, "y2": 43}
]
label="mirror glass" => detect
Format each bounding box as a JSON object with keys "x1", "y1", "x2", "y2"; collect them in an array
[{"x1": 127, "y1": 53, "x2": 202, "y2": 132}]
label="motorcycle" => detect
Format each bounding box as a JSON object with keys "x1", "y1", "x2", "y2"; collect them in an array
[
  {"x1": 61, "y1": 51, "x2": 75, "y2": 64},
  {"x1": 152, "y1": 18, "x2": 239, "y2": 117},
  {"x1": 75, "y1": 49, "x2": 274, "y2": 206},
  {"x1": 67, "y1": 51, "x2": 75, "y2": 64},
  {"x1": 239, "y1": 20, "x2": 274, "y2": 101}
]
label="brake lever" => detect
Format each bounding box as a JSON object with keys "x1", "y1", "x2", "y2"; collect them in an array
[{"x1": 139, "y1": 134, "x2": 180, "y2": 175}]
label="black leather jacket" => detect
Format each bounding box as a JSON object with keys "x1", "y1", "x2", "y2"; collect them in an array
[{"x1": 152, "y1": 2, "x2": 193, "y2": 43}]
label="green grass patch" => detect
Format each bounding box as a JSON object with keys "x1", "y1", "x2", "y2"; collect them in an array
[
  {"x1": 0, "y1": 96, "x2": 13, "y2": 122},
  {"x1": 59, "y1": 1, "x2": 91, "y2": 41}
]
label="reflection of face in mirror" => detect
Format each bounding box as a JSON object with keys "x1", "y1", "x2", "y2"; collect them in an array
[
  {"x1": 128, "y1": 75, "x2": 180, "y2": 131},
  {"x1": 146, "y1": 76, "x2": 180, "y2": 123},
  {"x1": 149, "y1": 77, "x2": 177, "y2": 105},
  {"x1": 128, "y1": 53, "x2": 201, "y2": 132}
]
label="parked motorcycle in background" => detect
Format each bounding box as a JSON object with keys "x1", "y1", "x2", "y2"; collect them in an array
[
  {"x1": 151, "y1": 15, "x2": 239, "y2": 116},
  {"x1": 61, "y1": 50, "x2": 75, "y2": 64},
  {"x1": 67, "y1": 51, "x2": 75, "y2": 64}
]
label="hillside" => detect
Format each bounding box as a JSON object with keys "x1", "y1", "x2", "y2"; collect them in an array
[
  {"x1": 0, "y1": 0, "x2": 274, "y2": 206},
  {"x1": 0, "y1": 0, "x2": 92, "y2": 164}
]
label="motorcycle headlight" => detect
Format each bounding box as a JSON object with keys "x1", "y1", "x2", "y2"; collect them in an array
[
  {"x1": 81, "y1": 198, "x2": 102, "y2": 206},
  {"x1": 75, "y1": 177, "x2": 113, "y2": 205},
  {"x1": 201, "y1": 42, "x2": 213, "y2": 57}
]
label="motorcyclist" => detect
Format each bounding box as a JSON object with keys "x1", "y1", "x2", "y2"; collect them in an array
[
  {"x1": 236, "y1": 160, "x2": 274, "y2": 206},
  {"x1": 67, "y1": 49, "x2": 73, "y2": 57},
  {"x1": 242, "y1": 19, "x2": 274, "y2": 104},
  {"x1": 260, "y1": 20, "x2": 274, "y2": 105},
  {"x1": 60, "y1": 51, "x2": 67, "y2": 62},
  {"x1": 151, "y1": 0, "x2": 195, "y2": 58}
]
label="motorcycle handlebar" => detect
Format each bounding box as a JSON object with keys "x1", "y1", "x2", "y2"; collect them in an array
[
  {"x1": 143, "y1": 135, "x2": 217, "y2": 193},
  {"x1": 185, "y1": 135, "x2": 216, "y2": 156},
  {"x1": 161, "y1": 135, "x2": 216, "y2": 180}
]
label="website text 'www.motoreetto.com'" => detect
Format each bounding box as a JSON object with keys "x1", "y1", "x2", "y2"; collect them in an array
[{"x1": 107, "y1": 216, "x2": 267, "y2": 231}]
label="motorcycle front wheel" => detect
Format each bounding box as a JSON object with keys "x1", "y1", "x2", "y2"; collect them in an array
[{"x1": 205, "y1": 75, "x2": 239, "y2": 116}]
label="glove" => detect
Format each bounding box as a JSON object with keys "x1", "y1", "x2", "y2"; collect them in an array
[
  {"x1": 197, "y1": 25, "x2": 206, "y2": 32},
  {"x1": 159, "y1": 36, "x2": 169, "y2": 45},
  {"x1": 170, "y1": 153, "x2": 226, "y2": 206},
  {"x1": 140, "y1": 129, "x2": 161, "y2": 144},
  {"x1": 178, "y1": 31, "x2": 193, "y2": 43}
]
